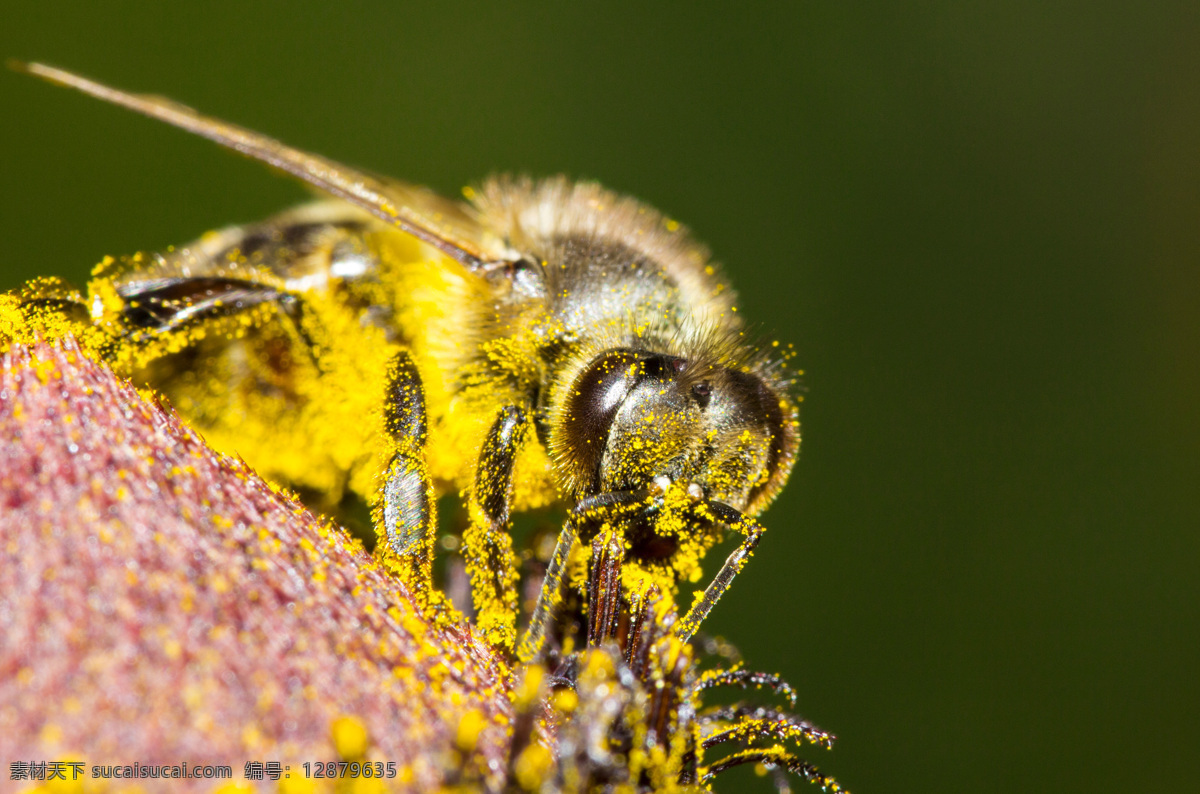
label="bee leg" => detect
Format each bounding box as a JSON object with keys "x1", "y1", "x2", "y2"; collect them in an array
[
  {"x1": 376, "y1": 351, "x2": 437, "y2": 603},
  {"x1": 516, "y1": 520, "x2": 578, "y2": 664},
  {"x1": 464, "y1": 405, "x2": 530, "y2": 654},
  {"x1": 516, "y1": 489, "x2": 651, "y2": 664},
  {"x1": 675, "y1": 502, "x2": 765, "y2": 642}
]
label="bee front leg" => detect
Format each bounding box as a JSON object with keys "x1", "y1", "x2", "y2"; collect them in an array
[
  {"x1": 464, "y1": 405, "x2": 530, "y2": 654},
  {"x1": 517, "y1": 490, "x2": 652, "y2": 664},
  {"x1": 376, "y1": 351, "x2": 438, "y2": 604},
  {"x1": 516, "y1": 520, "x2": 578, "y2": 664},
  {"x1": 675, "y1": 502, "x2": 765, "y2": 642}
]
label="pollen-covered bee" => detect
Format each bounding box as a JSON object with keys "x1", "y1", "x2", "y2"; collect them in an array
[
  {"x1": 5, "y1": 63, "x2": 801, "y2": 665},
  {"x1": 0, "y1": 62, "x2": 849, "y2": 792},
  {"x1": 5, "y1": 62, "x2": 804, "y2": 661}
]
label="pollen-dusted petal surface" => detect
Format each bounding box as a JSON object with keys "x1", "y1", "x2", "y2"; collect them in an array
[{"x1": 0, "y1": 340, "x2": 510, "y2": 791}]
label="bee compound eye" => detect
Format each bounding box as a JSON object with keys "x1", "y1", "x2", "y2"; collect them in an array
[
  {"x1": 691, "y1": 381, "x2": 712, "y2": 407},
  {"x1": 559, "y1": 350, "x2": 704, "y2": 494},
  {"x1": 566, "y1": 351, "x2": 641, "y2": 437},
  {"x1": 559, "y1": 350, "x2": 644, "y2": 491}
]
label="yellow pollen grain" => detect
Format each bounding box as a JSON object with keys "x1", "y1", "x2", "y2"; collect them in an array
[
  {"x1": 455, "y1": 709, "x2": 488, "y2": 752},
  {"x1": 332, "y1": 715, "x2": 370, "y2": 759}
]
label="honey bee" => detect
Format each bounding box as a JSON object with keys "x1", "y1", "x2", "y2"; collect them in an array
[
  {"x1": 2, "y1": 62, "x2": 852, "y2": 792},
  {"x1": 5, "y1": 62, "x2": 801, "y2": 666}
]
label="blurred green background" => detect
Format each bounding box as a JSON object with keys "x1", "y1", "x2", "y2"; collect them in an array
[{"x1": 3, "y1": 3, "x2": 1196, "y2": 792}]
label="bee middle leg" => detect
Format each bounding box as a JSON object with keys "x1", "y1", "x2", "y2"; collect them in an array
[{"x1": 464, "y1": 404, "x2": 531, "y2": 653}]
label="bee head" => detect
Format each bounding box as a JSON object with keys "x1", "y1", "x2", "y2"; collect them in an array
[{"x1": 551, "y1": 348, "x2": 798, "y2": 519}]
